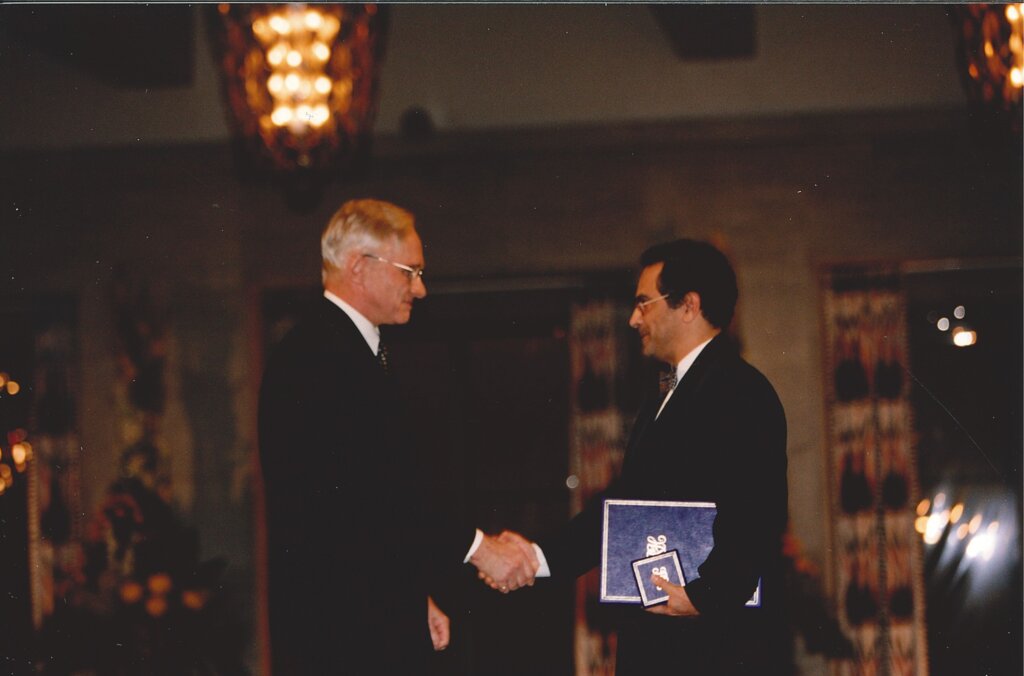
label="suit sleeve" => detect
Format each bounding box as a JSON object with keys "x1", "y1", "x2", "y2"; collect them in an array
[
  {"x1": 535, "y1": 486, "x2": 606, "y2": 579},
  {"x1": 684, "y1": 370, "x2": 788, "y2": 615},
  {"x1": 536, "y1": 396, "x2": 659, "y2": 579}
]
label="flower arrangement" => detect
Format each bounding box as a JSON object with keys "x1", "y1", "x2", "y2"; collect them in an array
[{"x1": 37, "y1": 443, "x2": 247, "y2": 676}]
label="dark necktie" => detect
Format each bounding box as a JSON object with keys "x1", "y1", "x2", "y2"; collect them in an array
[{"x1": 376, "y1": 341, "x2": 390, "y2": 375}]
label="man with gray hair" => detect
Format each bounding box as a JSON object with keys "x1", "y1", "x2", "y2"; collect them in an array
[{"x1": 258, "y1": 199, "x2": 538, "y2": 674}]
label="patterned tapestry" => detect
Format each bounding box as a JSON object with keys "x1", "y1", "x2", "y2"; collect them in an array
[
  {"x1": 567, "y1": 299, "x2": 633, "y2": 675},
  {"x1": 822, "y1": 270, "x2": 929, "y2": 676}
]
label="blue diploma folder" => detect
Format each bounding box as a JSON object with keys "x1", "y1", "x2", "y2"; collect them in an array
[{"x1": 600, "y1": 499, "x2": 761, "y2": 606}]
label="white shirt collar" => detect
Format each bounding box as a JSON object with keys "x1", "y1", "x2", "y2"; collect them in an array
[
  {"x1": 673, "y1": 334, "x2": 715, "y2": 384},
  {"x1": 323, "y1": 290, "x2": 381, "y2": 355},
  {"x1": 656, "y1": 334, "x2": 716, "y2": 419}
]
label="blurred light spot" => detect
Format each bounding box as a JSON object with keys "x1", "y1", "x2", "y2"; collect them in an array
[
  {"x1": 565, "y1": 475, "x2": 580, "y2": 490},
  {"x1": 120, "y1": 581, "x2": 144, "y2": 604},
  {"x1": 915, "y1": 515, "x2": 929, "y2": 534},
  {"x1": 953, "y1": 305, "x2": 966, "y2": 319},
  {"x1": 956, "y1": 523, "x2": 970, "y2": 540},
  {"x1": 148, "y1": 573, "x2": 173, "y2": 595},
  {"x1": 269, "y1": 14, "x2": 291, "y2": 35},
  {"x1": 304, "y1": 9, "x2": 324, "y2": 30},
  {"x1": 271, "y1": 106, "x2": 294, "y2": 126},
  {"x1": 6, "y1": 380, "x2": 20, "y2": 395},
  {"x1": 146, "y1": 596, "x2": 168, "y2": 617},
  {"x1": 267, "y1": 73, "x2": 284, "y2": 95},
  {"x1": 937, "y1": 317, "x2": 950, "y2": 331},
  {"x1": 950, "y1": 502, "x2": 964, "y2": 523},
  {"x1": 182, "y1": 589, "x2": 208, "y2": 610},
  {"x1": 953, "y1": 328, "x2": 977, "y2": 347},
  {"x1": 966, "y1": 530, "x2": 998, "y2": 561},
  {"x1": 924, "y1": 510, "x2": 949, "y2": 544},
  {"x1": 916, "y1": 498, "x2": 931, "y2": 516},
  {"x1": 969, "y1": 513, "x2": 983, "y2": 534},
  {"x1": 934, "y1": 492, "x2": 947, "y2": 509},
  {"x1": 311, "y1": 41, "x2": 331, "y2": 62}
]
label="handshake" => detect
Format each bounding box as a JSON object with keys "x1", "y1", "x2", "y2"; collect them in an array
[
  {"x1": 428, "y1": 530, "x2": 546, "y2": 651},
  {"x1": 468, "y1": 530, "x2": 545, "y2": 593}
]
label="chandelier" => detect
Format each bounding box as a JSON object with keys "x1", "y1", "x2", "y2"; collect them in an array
[
  {"x1": 210, "y1": 4, "x2": 388, "y2": 176},
  {"x1": 952, "y1": 4, "x2": 1023, "y2": 139}
]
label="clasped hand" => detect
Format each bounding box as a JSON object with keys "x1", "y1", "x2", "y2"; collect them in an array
[{"x1": 470, "y1": 530, "x2": 539, "y2": 593}]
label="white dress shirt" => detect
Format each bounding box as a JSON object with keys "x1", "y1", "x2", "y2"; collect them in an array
[{"x1": 655, "y1": 335, "x2": 714, "y2": 419}]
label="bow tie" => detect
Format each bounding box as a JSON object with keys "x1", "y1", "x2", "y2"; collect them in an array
[{"x1": 659, "y1": 368, "x2": 678, "y2": 395}]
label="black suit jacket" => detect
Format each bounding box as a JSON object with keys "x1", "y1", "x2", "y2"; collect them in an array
[
  {"x1": 258, "y1": 297, "x2": 474, "y2": 675},
  {"x1": 539, "y1": 334, "x2": 790, "y2": 674}
]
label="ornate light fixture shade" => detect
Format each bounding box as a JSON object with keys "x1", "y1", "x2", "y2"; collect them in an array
[
  {"x1": 952, "y1": 4, "x2": 1023, "y2": 140},
  {"x1": 210, "y1": 3, "x2": 388, "y2": 175}
]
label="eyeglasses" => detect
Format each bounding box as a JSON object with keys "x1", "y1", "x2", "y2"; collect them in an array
[
  {"x1": 362, "y1": 253, "x2": 425, "y2": 281},
  {"x1": 634, "y1": 293, "x2": 668, "y2": 315}
]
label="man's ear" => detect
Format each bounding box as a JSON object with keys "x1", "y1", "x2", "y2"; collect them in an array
[
  {"x1": 347, "y1": 252, "x2": 367, "y2": 287},
  {"x1": 682, "y1": 291, "x2": 702, "y2": 319}
]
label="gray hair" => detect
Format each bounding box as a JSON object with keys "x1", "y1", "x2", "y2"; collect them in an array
[{"x1": 321, "y1": 199, "x2": 416, "y2": 280}]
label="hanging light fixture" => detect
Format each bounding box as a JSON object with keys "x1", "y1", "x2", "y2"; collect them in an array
[
  {"x1": 210, "y1": 4, "x2": 388, "y2": 178},
  {"x1": 952, "y1": 4, "x2": 1023, "y2": 140}
]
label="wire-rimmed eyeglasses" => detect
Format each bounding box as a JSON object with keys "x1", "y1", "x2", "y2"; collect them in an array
[
  {"x1": 633, "y1": 293, "x2": 668, "y2": 315},
  {"x1": 363, "y1": 253, "x2": 425, "y2": 281}
]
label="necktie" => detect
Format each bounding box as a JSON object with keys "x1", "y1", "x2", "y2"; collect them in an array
[{"x1": 377, "y1": 341, "x2": 390, "y2": 375}]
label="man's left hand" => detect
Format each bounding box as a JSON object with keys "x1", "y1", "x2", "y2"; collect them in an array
[
  {"x1": 645, "y1": 574, "x2": 700, "y2": 616},
  {"x1": 427, "y1": 596, "x2": 450, "y2": 651}
]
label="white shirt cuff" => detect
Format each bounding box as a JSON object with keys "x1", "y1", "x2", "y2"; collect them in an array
[
  {"x1": 533, "y1": 543, "x2": 551, "y2": 577},
  {"x1": 464, "y1": 528, "x2": 484, "y2": 563}
]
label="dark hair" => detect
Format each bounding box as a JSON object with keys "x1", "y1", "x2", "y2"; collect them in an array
[{"x1": 639, "y1": 239, "x2": 738, "y2": 329}]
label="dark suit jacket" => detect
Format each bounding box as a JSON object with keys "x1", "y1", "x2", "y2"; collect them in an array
[
  {"x1": 539, "y1": 333, "x2": 790, "y2": 675},
  {"x1": 258, "y1": 297, "x2": 474, "y2": 675}
]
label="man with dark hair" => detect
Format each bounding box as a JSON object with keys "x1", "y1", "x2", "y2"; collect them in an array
[
  {"x1": 258, "y1": 199, "x2": 538, "y2": 675},
  {"x1": 509, "y1": 238, "x2": 790, "y2": 674}
]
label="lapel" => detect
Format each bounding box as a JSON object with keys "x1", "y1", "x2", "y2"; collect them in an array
[
  {"x1": 622, "y1": 334, "x2": 734, "y2": 476},
  {"x1": 317, "y1": 297, "x2": 378, "y2": 361},
  {"x1": 655, "y1": 333, "x2": 732, "y2": 423},
  {"x1": 313, "y1": 297, "x2": 393, "y2": 397},
  {"x1": 625, "y1": 395, "x2": 660, "y2": 453}
]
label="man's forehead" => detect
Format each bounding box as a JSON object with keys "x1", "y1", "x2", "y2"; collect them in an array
[
  {"x1": 635, "y1": 263, "x2": 663, "y2": 293},
  {"x1": 385, "y1": 231, "x2": 423, "y2": 257}
]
